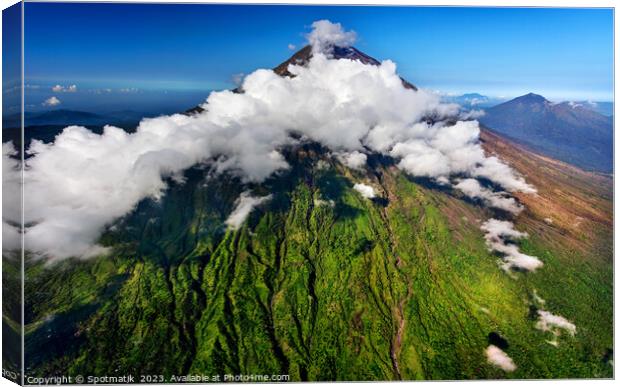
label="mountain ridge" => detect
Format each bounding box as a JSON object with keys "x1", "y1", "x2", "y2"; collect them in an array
[
  {"x1": 3, "y1": 109, "x2": 151, "y2": 128},
  {"x1": 479, "y1": 92, "x2": 613, "y2": 172}
]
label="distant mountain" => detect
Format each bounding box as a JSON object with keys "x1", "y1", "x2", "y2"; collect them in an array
[
  {"x1": 444, "y1": 93, "x2": 506, "y2": 109},
  {"x1": 2, "y1": 109, "x2": 153, "y2": 151},
  {"x1": 3, "y1": 109, "x2": 152, "y2": 129},
  {"x1": 479, "y1": 93, "x2": 613, "y2": 173}
]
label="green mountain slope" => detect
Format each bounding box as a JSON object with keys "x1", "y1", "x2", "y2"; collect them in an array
[{"x1": 23, "y1": 138, "x2": 613, "y2": 380}]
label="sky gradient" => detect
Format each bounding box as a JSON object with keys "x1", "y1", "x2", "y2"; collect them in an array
[{"x1": 18, "y1": 3, "x2": 615, "y2": 112}]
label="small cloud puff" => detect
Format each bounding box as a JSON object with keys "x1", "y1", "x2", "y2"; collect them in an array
[
  {"x1": 337, "y1": 151, "x2": 367, "y2": 170},
  {"x1": 536, "y1": 310, "x2": 576, "y2": 337},
  {"x1": 306, "y1": 19, "x2": 357, "y2": 54},
  {"x1": 287, "y1": 43, "x2": 296, "y2": 51},
  {"x1": 353, "y1": 183, "x2": 376, "y2": 199},
  {"x1": 52, "y1": 84, "x2": 77, "y2": 93},
  {"x1": 485, "y1": 345, "x2": 517, "y2": 372},
  {"x1": 459, "y1": 109, "x2": 485, "y2": 120},
  {"x1": 119, "y1": 87, "x2": 139, "y2": 93},
  {"x1": 225, "y1": 192, "x2": 272, "y2": 230},
  {"x1": 42, "y1": 96, "x2": 61, "y2": 106}
]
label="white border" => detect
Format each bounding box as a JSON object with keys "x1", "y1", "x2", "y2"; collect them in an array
[
  {"x1": 0, "y1": 1, "x2": 616, "y2": 387},
  {"x1": 12, "y1": 0, "x2": 619, "y2": 7}
]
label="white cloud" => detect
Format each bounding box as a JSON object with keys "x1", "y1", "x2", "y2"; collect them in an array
[
  {"x1": 337, "y1": 151, "x2": 367, "y2": 170},
  {"x1": 480, "y1": 219, "x2": 543, "y2": 272},
  {"x1": 52, "y1": 84, "x2": 77, "y2": 93},
  {"x1": 536, "y1": 310, "x2": 576, "y2": 336},
  {"x1": 306, "y1": 19, "x2": 357, "y2": 54},
  {"x1": 485, "y1": 345, "x2": 517, "y2": 372},
  {"x1": 2, "y1": 143, "x2": 22, "y2": 252},
  {"x1": 42, "y1": 96, "x2": 61, "y2": 106},
  {"x1": 7, "y1": 21, "x2": 535, "y2": 261},
  {"x1": 455, "y1": 178, "x2": 523, "y2": 213},
  {"x1": 481, "y1": 218, "x2": 528, "y2": 240},
  {"x1": 459, "y1": 109, "x2": 485, "y2": 120},
  {"x1": 225, "y1": 191, "x2": 272, "y2": 230},
  {"x1": 287, "y1": 43, "x2": 296, "y2": 51},
  {"x1": 353, "y1": 183, "x2": 376, "y2": 199},
  {"x1": 474, "y1": 156, "x2": 536, "y2": 194},
  {"x1": 391, "y1": 139, "x2": 452, "y2": 177}
]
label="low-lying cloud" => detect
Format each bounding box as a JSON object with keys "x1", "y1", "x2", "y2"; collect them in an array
[
  {"x1": 480, "y1": 219, "x2": 543, "y2": 272},
  {"x1": 353, "y1": 183, "x2": 376, "y2": 199},
  {"x1": 485, "y1": 345, "x2": 517, "y2": 372},
  {"x1": 2, "y1": 143, "x2": 22, "y2": 253},
  {"x1": 455, "y1": 178, "x2": 523, "y2": 213},
  {"x1": 536, "y1": 310, "x2": 577, "y2": 337},
  {"x1": 458, "y1": 109, "x2": 485, "y2": 120},
  {"x1": 3, "y1": 20, "x2": 534, "y2": 261},
  {"x1": 225, "y1": 192, "x2": 272, "y2": 230},
  {"x1": 337, "y1": 151, "x2": 367, "y2": 170}
]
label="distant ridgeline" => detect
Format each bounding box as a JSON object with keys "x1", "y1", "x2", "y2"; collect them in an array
[
  {"x1": 2, "y1": 109, "x2": 151, "y2": 149},
  {"x1": 479, "y1": 93, "x2": 613, "y2": 173}
]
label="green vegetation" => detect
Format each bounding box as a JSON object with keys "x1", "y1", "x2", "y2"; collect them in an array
[
  {"x1": 2, "y1": 253, "x2": 22, "y2": 380},
  {"x1": 22, "y1": 145, "x2": 613, "y2": 380}
]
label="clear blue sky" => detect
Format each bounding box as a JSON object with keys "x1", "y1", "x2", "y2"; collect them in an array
[
  {"x1": 20, "y1": 3, "x2": 614, "y2": 112},
  {"x1": 3, "y1": 2, "x2": 21, "y2": 116}
]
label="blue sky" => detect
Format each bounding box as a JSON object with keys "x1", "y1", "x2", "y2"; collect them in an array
[
  {"x1": 2, "y1": 2, "x2": 21, "y2": 116},
  {"x1": 17, "y1": 3, "x2": 615, "y2": 113}
]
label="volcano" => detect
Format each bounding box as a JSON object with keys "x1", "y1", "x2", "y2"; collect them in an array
[
  {"x1": 273, "y1": 45, "x2": 417, "y2": 91},
  {"x1": 186, "y1": 44, "x2": 416, "y2": 116},
  {"x1": 13, "y1": 43, "x2": 613, "y2": 382},
  {"x1": 480, "y1": 93, "x2": 613, "y2": 173}
]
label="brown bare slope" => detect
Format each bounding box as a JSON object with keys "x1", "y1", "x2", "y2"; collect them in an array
[{"x1": 480, "y1": 127, "x2": 613, "y2": 261}]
